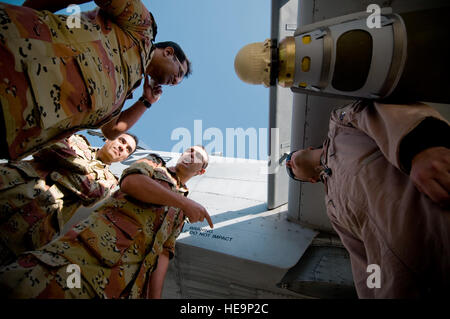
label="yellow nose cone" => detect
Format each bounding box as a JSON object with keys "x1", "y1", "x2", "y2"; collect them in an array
[{"x1": 234, "y1": 39, "x2": 272, "y2": 87}]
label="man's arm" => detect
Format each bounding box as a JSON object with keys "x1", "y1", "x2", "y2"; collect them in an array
[
  {"x1": 146, "y1": 250, "x2": 170, "y2": 299},
  {"x1": 101, "y1": 76, "x2": 162, "y2": 140},
  {"x1": 94, "y1": 0, "x2": 153, "y2": 37},
  {"x1": 50, "y1": 169, "x2": 118, "y2": 206},
  {"x1": 101, "y1": 101, "x2": 147, "y2": 140},
  {"x1": 348, "y1": 101, "x2": 450, "y2": 207},
  {"x1": 120, "y1": 173, "x2": 214, "y2": 228},
  {"x1": 348, "y1": 101, "x2": 449, "y2": 172},
  {"x1": 23, "y1": 0, "x2": 152, "y2": 36},
  {"x1": 410, "y1": 147, "x2": 450, "y2": 207},
  {"x1": 33, "y1": 135, "x2": 84, "y2": 172},
  {"x1": 33, "y1": 134, "x2": 119, "y2": 205},
  {"x1": 23, "y1": 0, "x2": 89, "y2": 13},
  {"x1": 399, "y1": 117, "x2": 450, "y2": 207}
]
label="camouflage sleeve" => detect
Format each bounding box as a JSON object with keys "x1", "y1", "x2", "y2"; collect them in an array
[
  {"x1": 163, "y1": 213, "x2": 186, "y2": 259},
  {"x1": 119, "y1": 154, "x2": 165, "y2": 185},
  {"x1": 0, "y1": 161, "x2": 41, "y2": 191},
  {"x1": 49, "y1": 168, "x2": 118, "y2": 206},
  {"x1": 32, "y1": 135, "x2": 92, "y2": 174},
  {"x1": 94, "y1": 0, "x2": 155, "y2": 39}
]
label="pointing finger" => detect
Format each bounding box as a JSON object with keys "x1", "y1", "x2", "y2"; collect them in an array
[{"x1": 205, "y1": 212, "x2": 214, "y2": 229}]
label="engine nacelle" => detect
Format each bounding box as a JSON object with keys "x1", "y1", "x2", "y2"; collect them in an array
[{"x1": 234, "y1": 7, "x2": 450, "y2": 103}]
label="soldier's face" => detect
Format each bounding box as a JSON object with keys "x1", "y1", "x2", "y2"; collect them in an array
[
  {"x1": 177, "y1": 146, "x2": 208, "y2": 175},
  {"x1": 286, "y1": 148, "x2": 322, "y2": 183},
  {"x1": 148, "y1": 47, "x2": 187, "y2": 86},
  {"x1": 286, "y1": 149, "x2": 309, "y2": 181},
  {"x1": 101, "y1": 134, "x2": 136, "y2": 163}
]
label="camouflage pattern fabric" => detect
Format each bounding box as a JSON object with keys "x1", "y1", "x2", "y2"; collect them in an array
[
  {"x1": 0, "y1": 154, "x2": 187, "y2": 298},
  {"x1": 0, "y1": 134, "x2": 118, "y2": 266},
  {"x1": 0, "y1": 0, "x2": 156, "y2": 159}
]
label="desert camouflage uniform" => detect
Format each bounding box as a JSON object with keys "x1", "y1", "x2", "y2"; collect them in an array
[
  {"x1": 0, "y1": 154, "x2": 187, "y2": 298},
  {"x1": 0, "y1": 134, "x2": 118, "y2": 266},
  {"x1": 0, "y1": 0, "x2": 156, "y2": 159}
]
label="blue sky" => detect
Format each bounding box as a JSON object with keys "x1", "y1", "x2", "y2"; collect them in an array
[
  {"x1": 7, "y1": 0, "x2": 271, "y2": 159},
  {"x1": 132, "y1": 0, "x2": 271, "y2": 159}
]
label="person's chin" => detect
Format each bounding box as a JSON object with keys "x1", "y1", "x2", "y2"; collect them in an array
[
  {"x1": 176, "y1": 164, "x2": 186, "y2": 172},
  {"x1": 106, "y1": 150, "x2": 117, "y2": 161},
  {"x1": 159, "y1": 76, "x2": 170, "y2": 85},
  {"x1": 152, "y1": 75, "x2": 164, "y2": 85}
]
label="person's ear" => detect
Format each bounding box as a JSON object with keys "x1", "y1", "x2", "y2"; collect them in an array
[
  {"x1": 314, "y1": 165, "x2": 322, "y2": 173},
  {"x1": 100, "y1": 139, "x2": 111, "y2": 150},
  {"x1": 164, "y1": 46, "x2": 174, "y2": 57},
  {"x1": 309, "y1": 176, "x2": 320, "y2": 183},
  {"x1": 196, "y1": 168, "x2": 206, "y2": 176}
]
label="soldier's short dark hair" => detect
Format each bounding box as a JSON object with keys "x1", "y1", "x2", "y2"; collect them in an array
[{"x1": 154, "y1": 41, "x2": 192, "y2": 78}]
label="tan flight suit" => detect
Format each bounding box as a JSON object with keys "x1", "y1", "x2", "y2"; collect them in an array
[{"x1": 321, "y1": 101, "x2": 450, "y2": 298}]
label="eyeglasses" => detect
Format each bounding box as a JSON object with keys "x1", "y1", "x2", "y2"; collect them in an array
[
  {"x1": 284, "y1": 146, "x2": 324, "y2": 182},
  {"x1": 183, "y1": 147, "x2": 208, "y2": 169},
  {"x1": 284, "y1": 150, "x2": 304, "y2": 181},
  {"x1": 171, "y1": 55, "x2": 186, "y2": 85}
]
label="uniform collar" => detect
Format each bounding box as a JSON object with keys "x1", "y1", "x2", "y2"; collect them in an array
[
  {"x1": 140, "y1": 42, "x2": 155, "y2": 76},
  {"x1": 319, "y1": 138, "x2": 332, "y2": 183},
  {"x1": 167, "y1": 167, "x2": 189, "y2": 194},
  {"x1": 93, "y1": 148, "x2": 110, "y2": 167}
]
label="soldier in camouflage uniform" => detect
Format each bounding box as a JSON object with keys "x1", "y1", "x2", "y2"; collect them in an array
[
  {"x1": 0, "y1": 132, "x2": 137, "y2": 266},
  {"x1": 0, "y1": 0, "x2": 191, "y2": 160},
  {"x1": 0, "y1": 146, "x2": 213, "y2": 298}
]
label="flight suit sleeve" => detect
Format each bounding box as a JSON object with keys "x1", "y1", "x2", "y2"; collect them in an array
[{"x1": 343, "y1": 101, "x2": 450, "y2": 174}]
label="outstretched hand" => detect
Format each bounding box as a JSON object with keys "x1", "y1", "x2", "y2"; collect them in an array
[
  {"x1": 410, "y1": 146, "x2": 450, "y2": 208},
  {"x1": 181, "y1": 197, "x2": 214, "y2": 228},
  {"x1": 143, "y1": 75, "x2": 162, "y2": 104}
]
